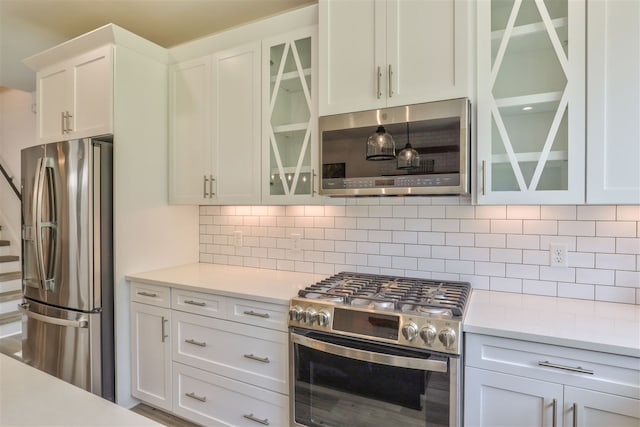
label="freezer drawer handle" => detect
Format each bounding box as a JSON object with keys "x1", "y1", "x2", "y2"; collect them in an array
[
  {"x1": 185, "y1": 338, "x2": 207, "y2": 347},
  {"x1": 185, "y1": 392, "x2": 207, "y2": 403},
  {"x1": 538, "y1": 361, "x2": 594, "y2": 375},
  {"x1": 243, "y1": 310, "x2": 270, "y2": 319},
  {"x1": 137, "y1": 291, "x2": 158, "y2": 298},
  {"x1": 18, "y1": 303, "x2": 88, "y2": 328},
  {"x1": 243, "y1": 354, "x2": 270, "y2": 363},
  {"x1": 184, "y1": 300, "x2": 206, "y2": 307},
  {"x1": 243, "y1": 413, "x2": 269, "y2": 425}
]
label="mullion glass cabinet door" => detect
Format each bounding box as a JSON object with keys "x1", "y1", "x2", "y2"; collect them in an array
[
  {"x1": 477, "y1": 0, "x2": 585, "y2": 204},
  {"x1": 263, "y1": 27, "x2": 318, "y2": 203}
]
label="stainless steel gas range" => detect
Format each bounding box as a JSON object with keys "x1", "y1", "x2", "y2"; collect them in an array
[{"x1": 288, "y1": 272, "x2": 471, "y2": 427}]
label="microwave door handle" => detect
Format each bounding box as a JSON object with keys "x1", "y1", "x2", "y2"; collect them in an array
[{"x1": 290, "y1": 332, "x2": 448, "y2": 373}]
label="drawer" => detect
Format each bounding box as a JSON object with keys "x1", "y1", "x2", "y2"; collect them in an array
[
  {"x1": 228, "y1": 297, "x2": 288, "y2": 331},
  {"x1": 172, "y1": 310, "x2": 288, "y2": 394},
  {"x1": 173, "y1": 362, "x2": 288, "y2": 427},
  {"x1": 130, "y1": 282, "x2": 171, "y2": 308},
  {"x1": 172, "y1": 288, "x2": 227, "y2": 319},
  {"x1": 465, "y1": 334, "x2": 640, "y2": 399}
]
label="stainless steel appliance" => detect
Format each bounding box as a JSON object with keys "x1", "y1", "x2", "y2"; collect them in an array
[
  {"x1": 19, "y1": 137, "x2": 114, "y2": 400},
  {"x1": 319, "y1": 98, "x2": 470, "y2": 197},
  {"x1": 288, "y1": 272, "x2": 471, "y2": 427}
]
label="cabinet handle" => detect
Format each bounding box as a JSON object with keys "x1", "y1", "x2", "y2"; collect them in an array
[
  {"x1": 243, "y1": 354, "x2": 270, "y2": 363},
  {"x1": 538, "y1": 361, "x2": 594, "y2": 375},
  {"x1": 161, "y1": 316, "x2": 168, "y2": 342},
  {"x1": 184, "y1": 299, "x2": 206, "y2": 307},
  {"x1": 552, "y1": 398, "x2": 557, "y2": 427},
  {"x1": 243, "y1": 413, "x2": 269, "y2": 425},
  {"x1": 203, "y1": 175, "x2": 209, "y2": 198},
  {"x1": 243, "y1": 310, "x2": 270, "y2": 318},
  {"x1": 137, "y1": 291, "x2": 158, "y2": 298},
  {"x1": 65, "y1": 111, "x2": 73, "y2": 132},
  {"x1": 209, "y1": 175, "x2": 215, "y2": 197},
  {"x1": 61, "y1": 112, "x2": 66, "y2": 134},
  {"x1": 185, "y1": 338, "x2": 207, "y2": 347},
  {"x1": 185, "y1": 392, "x2": 207, "y2": 403},
  {"x1": 311, "y1": 169, "x2": 316, "y2": 196},
  {"x1": 481, "y1": 160, "x2": 486, "y2": 196},
  {"x1": 376, "y1": 66, "x2": 382, "y2": 99},
  {"x1": 573, "y1": 403, "x2": 578, "y2": 427},
  {"x1": 388, "y1": 64, "x2": 393, "y2": 97}
]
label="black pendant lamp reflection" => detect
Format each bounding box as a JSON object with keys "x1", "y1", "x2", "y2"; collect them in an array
[
  {"x1": 397, "y1": 122, "x2": 420, "y2": 170},
  {"x1": 366, "y1": 126, "x2": 396, "y2": 160}
]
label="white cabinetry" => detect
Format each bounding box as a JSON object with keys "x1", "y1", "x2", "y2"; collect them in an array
[
  {"x1": 586, "y1": 0, "x2": 640, "y2": 204},
  {"x1": 464, "y1": 334, "x2": 640, "y2": 427},
  {"x1": 35, "y1": 46, "x2": 112, "y2": 143},
  {"x1": 130, "y1": 283, "x2": 172, "y2": 411},
  {"x1": 476, "y1": 0, "x2": 585, "y2": 204},
  {"x1": 169, "y1": 42, "x2": 261, "y2": 205},
  {"x1": 262, "y1": 26, "x2": 319, "y2": 203},
  {"x1": 319, "y1": 0, "x2": 470, "y2": 116}
]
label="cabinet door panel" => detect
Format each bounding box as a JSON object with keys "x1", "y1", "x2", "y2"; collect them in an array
[
  {"x1": 319, "y1": 0, "x2": 386, "y2": 115},
  {"x1": 130, "y1": 302, "x2": 172, "y2": 411},
  {"x1": 71, "y1": 46, "x2": 112, "y2": 138},
  {"x1": 38, "y1": 66, "x2": 68, "y2": 142},
  {"x1": 465, "y1": 367, "x2": 562, "y2": 427},
  {"x1": 565, "y1": 387, "x2": 640, "y2": 427}
]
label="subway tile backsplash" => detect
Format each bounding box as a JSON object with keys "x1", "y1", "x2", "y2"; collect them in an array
[{"x1": 199, "y1": 197, "x2": 640, "y2": 304}]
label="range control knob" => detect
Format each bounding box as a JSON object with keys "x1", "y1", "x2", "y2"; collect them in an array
[
  {"x1": 317, "y1": 310, "x2": 331, "y2": 327},
  {"x1": 288, "y1": 306, "x2": 303, "y2": 322},
  {"x1": 438, "y1": 328, "x2": 457, "y2": 348},
  {"x1": 401, "y1": 322, "x2": 419, "y2": 342},
  {"x1": 419, "y1": 325, "x2": 437, "y2": 345},
  {"x1": 303, "y1": 308, "x2": 318, "y2": 325}
]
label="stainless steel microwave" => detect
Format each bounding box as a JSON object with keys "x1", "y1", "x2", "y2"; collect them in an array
[{"x1": 319, "y1": 98, "x2": 470, "y2": 196}]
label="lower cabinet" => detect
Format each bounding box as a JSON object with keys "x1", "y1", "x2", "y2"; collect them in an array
[
  {"x1": 129, "y1": 282, "x2": 290, "y2": 426},
  {"x1": 464, "y1": 334, "x2": 640, "y2": 427}
]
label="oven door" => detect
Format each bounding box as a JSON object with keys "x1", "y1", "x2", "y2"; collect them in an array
[{"x1": 290, "y1": 328, "x2": 459, "y2": 427}]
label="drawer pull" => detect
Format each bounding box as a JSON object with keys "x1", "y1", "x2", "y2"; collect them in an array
[
  {"x1": 137, "y1": 291, "x2": 157, "y2": 298},
  {"x1": 538, "y1": 361, "x2": 594, "y2": 375},
  {"x1": 184, "y1": 299, "x2": 206, "y2": 307},
  {"x1": 243, "y1": 354, "x2": 270, "y2": 363},
  {"x1": 185, "y1": 392, "x2": 207, "y2": 402},
  {"x1": 185, "y1": 338, "x2": 207, "y2": 347},
  {"x1": 243, "y1": 310, "x2": 270, "y2": 319},
  {"x1": 243, "y1": 413, "x2": 269, "y2": 425}
]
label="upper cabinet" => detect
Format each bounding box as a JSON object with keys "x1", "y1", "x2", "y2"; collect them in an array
[
  {"x1": 262, "y1": 26, "x2": 319, "y2": 203},
  {"x1": 586, "y1": 0, "x2": 640, "y2": 204},
  {"x1": 169, "y1": 42, "x2": 262, "y2": 205},
  {"x1": 319, "y1": 0, "x2": 470, "y2": 116},
  {"x1": 476, "y1": 0, "x2": 586, "y2": 204},
  {"x1": 34, "y1": 46, "x2": 113, "y2": 143}
]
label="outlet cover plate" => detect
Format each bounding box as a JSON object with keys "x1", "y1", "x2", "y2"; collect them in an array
[{"x1": 549, "y1": 243, "x2": 568, "y2": 267}]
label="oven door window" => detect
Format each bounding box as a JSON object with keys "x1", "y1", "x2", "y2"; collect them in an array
[{"x1": 292, "y1": 330, "x2": 451, "y2": 427}]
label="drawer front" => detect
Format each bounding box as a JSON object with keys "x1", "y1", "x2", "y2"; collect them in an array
[
  {"x1": 130, "y1": 282, "x2": 171, "y2": 308},
  {"x1": 465, "y1": 334, "x2": 640, "y2": 399},
  {"x1": 173, "y1": 362, "x2": 288, "y2": 427},
  {"x1": 228, "y1": 297, "x2": 288, "y2": 331},
  {"x1": 172, "y1": 288, "x2": 227, "y2": 319},
  {"x1": 172, "y1": 311, "x2": 288, "y2": 394}
]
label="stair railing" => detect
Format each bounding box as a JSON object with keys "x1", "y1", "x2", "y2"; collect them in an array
[{"x1": 0, "y1": 156, "x2": 21, "y2": 201}]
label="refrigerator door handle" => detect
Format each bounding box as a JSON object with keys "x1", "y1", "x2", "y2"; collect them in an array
[
  {"x1": 33, "y1": 157, "x2": 57, "y2": 291},
  {"x1": 18, "y1": 303, "x2": 89, "y2": 329}
]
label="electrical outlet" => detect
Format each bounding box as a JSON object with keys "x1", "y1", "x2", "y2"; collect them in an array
[
  {"x1": 233, "y1": 230, "x2": 243, "y2": 247},
  {"x1": 290, "y1": 233, "x2": 301, "y2": 252},
  {"x1": 549, "y1": 243, "x2": 568, "y2": 267}
]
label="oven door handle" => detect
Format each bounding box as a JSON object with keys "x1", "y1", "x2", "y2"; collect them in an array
[{"x1": 291, "y1": 332, "x2": 448, "y2": 373}]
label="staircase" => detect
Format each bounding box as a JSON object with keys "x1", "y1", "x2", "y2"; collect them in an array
[{"x1": 0, "y1": 225, "x2": 22, "y2": 339}]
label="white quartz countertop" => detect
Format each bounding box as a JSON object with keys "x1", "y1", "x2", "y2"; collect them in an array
[
  {"x1": 0, "y1": 354, "x2": 161, "y2": 426},
  {"x1": 464, "y1": 290, "x2": 640, "y2": 357},
  {"x1": 126, "y1": 263, "x2": 326, "y2": 305}
]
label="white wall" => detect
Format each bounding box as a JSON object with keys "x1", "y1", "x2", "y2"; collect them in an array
[
  {"x1": 0, "y1": 87, "x2": 35, "y2": 244},
  {"x1": 199, "y1": 199, "x2": 640, "y2": 305}
]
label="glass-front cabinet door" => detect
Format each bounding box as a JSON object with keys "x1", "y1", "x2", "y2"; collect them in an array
[
  {"x1": 477, "y1": 0, "x2": 585, "y2": 204},
  {"x1": 262, "y1": 26, "x2": 319, "y2": 203}
]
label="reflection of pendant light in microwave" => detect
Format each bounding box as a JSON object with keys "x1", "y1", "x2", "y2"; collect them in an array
[
  {"x1": 366, "y1": 126, "x2": 396, "y2": 160},
  {"x1": 397, "y1": 122, "x2": 420, "y2": 169}
]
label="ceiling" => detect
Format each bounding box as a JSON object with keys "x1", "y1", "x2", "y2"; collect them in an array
[{"x1": 0, "y1": 0, "x2": 316, "y2": 92}]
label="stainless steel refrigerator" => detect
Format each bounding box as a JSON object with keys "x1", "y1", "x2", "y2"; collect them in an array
[{"x1": 19, "y1": 137, "x2": 114, "y2": 401}]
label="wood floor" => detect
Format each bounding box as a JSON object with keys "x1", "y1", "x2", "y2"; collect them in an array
[{"x1": 131, "y1": 403, "x2": 201, "y2": 427}]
